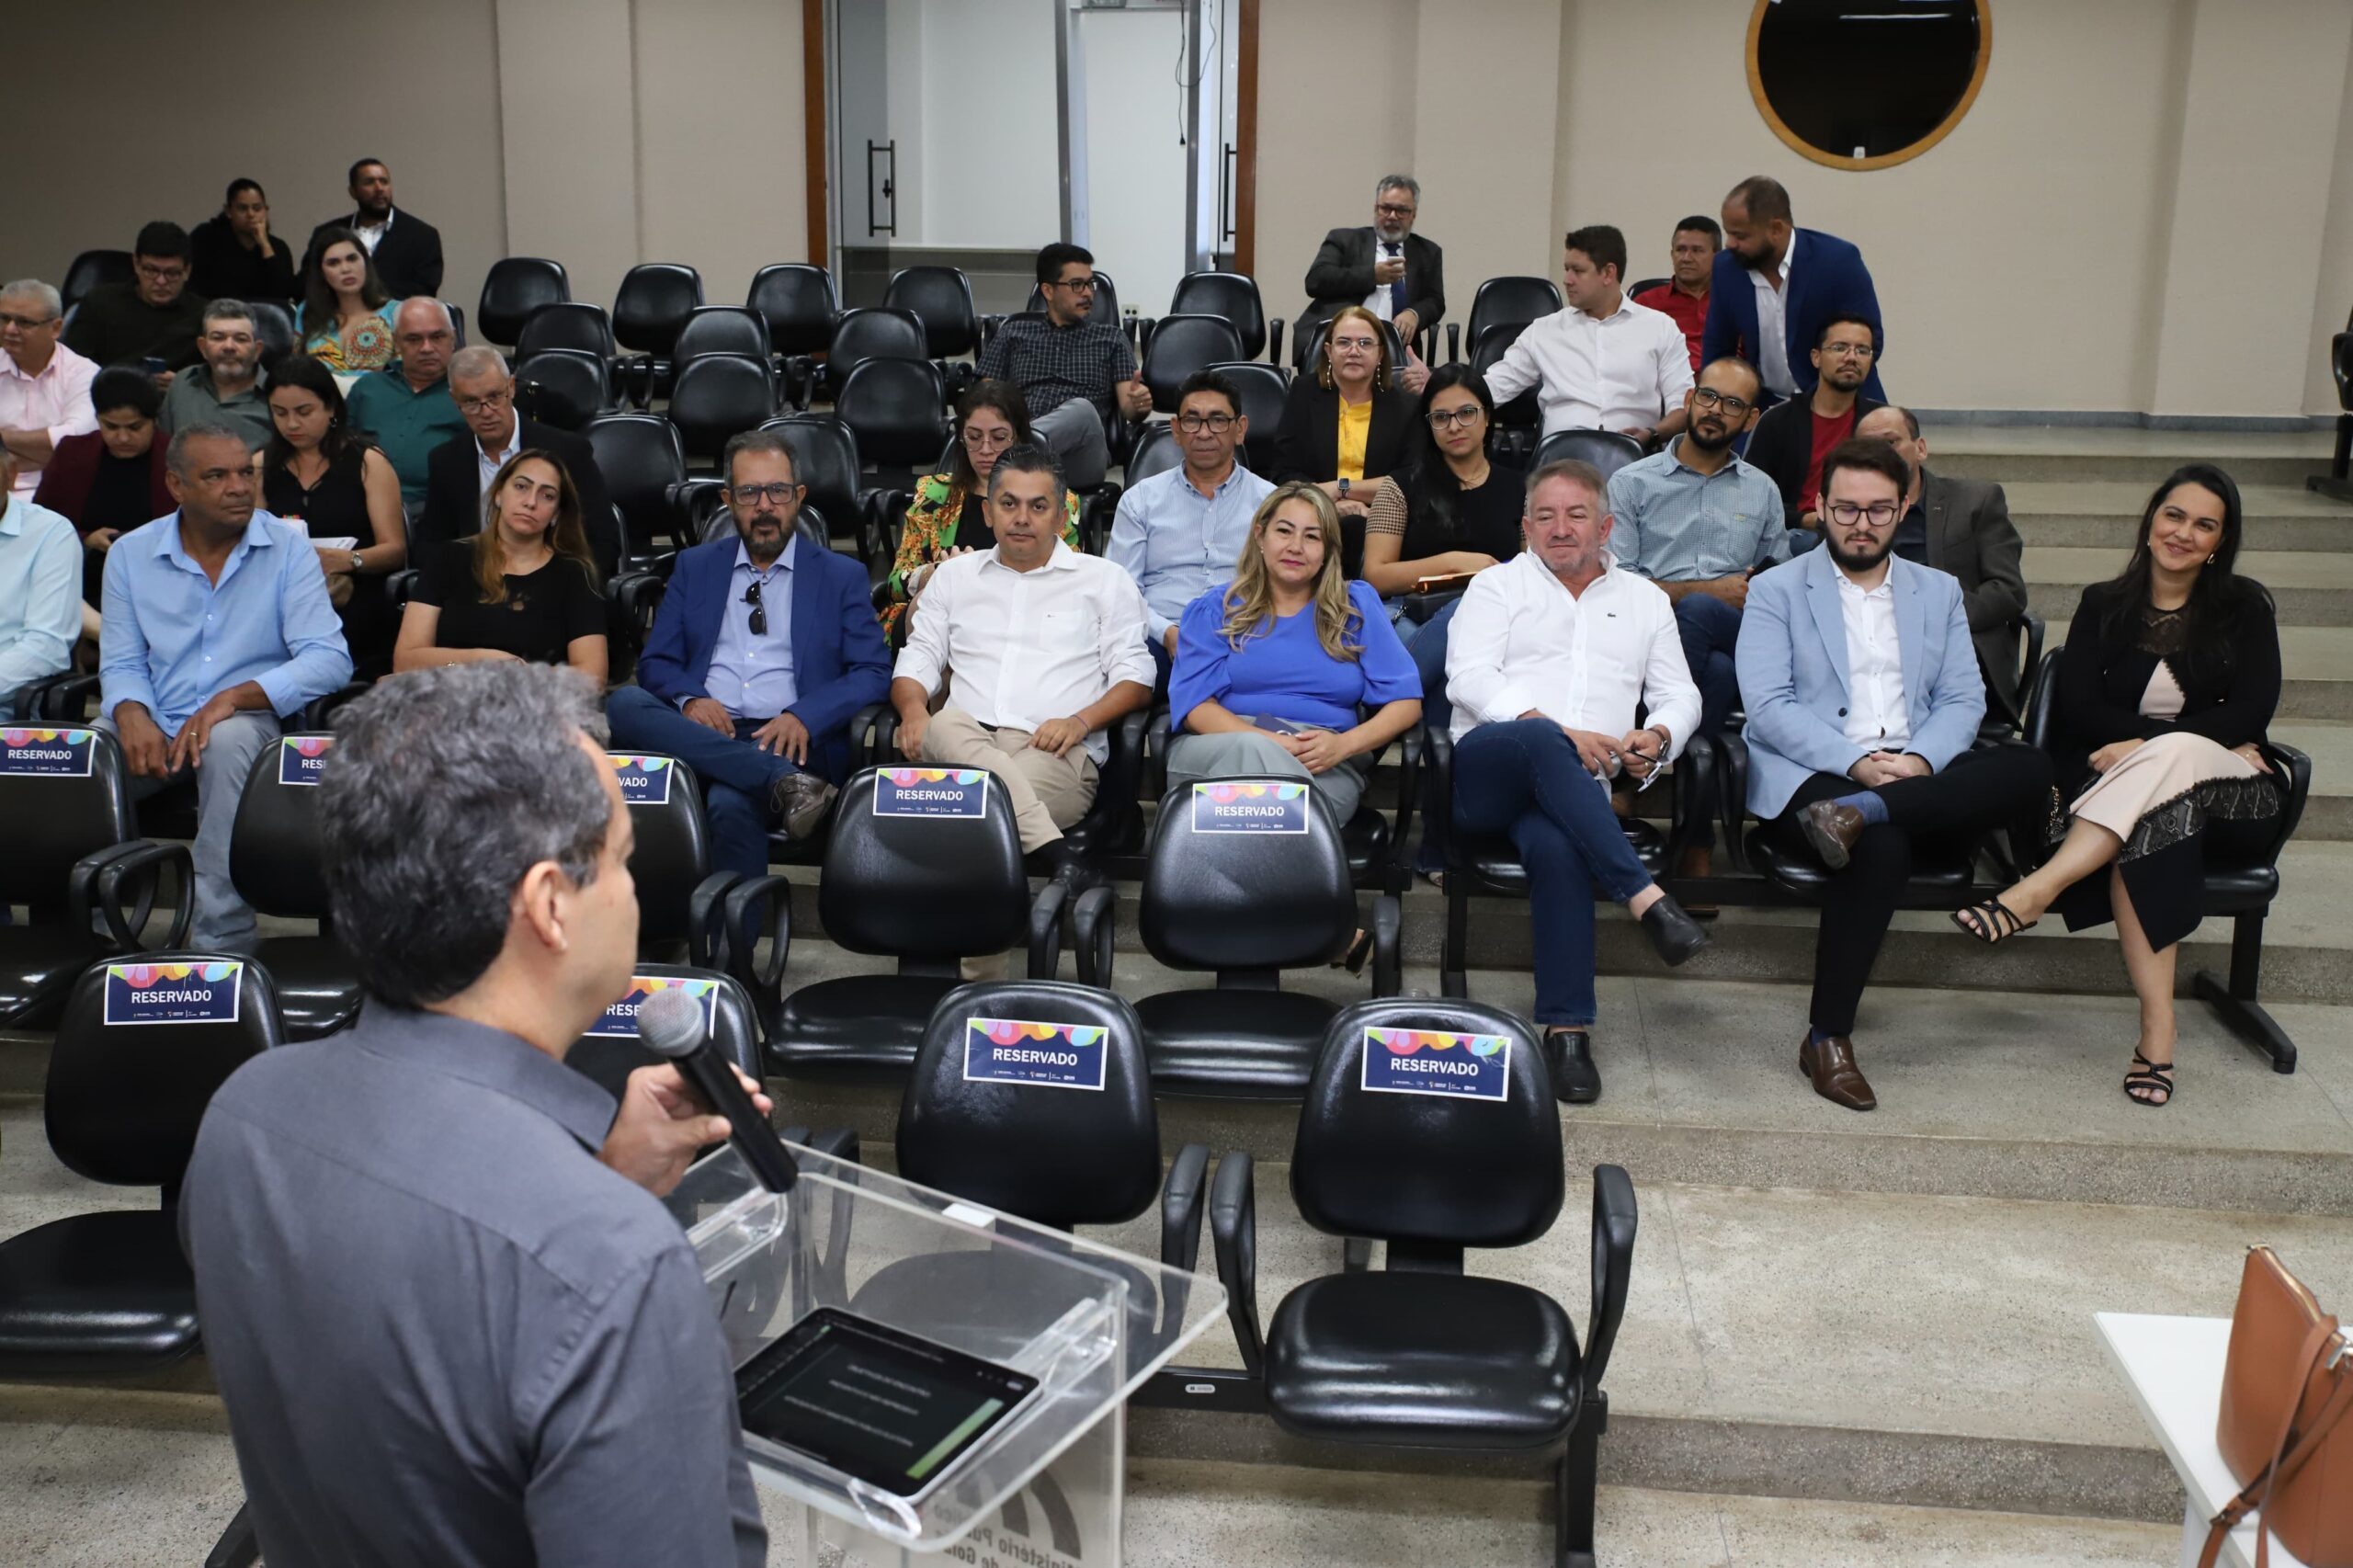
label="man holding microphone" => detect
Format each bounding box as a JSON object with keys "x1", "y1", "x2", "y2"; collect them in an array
[{"x1": 181, "y1": 663, "x2": 771, "y2": 1566}]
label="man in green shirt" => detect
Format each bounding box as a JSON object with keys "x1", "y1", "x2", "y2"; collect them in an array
[
  {"x1": 63, "y1": 222, "x2": 209, "y2": 373},
  {"x1": 158, "y1": 301, "x2": 271, "y2": 449},
  {"x1": 345, "y1": 299, "x2": 463, "y2": 514}
]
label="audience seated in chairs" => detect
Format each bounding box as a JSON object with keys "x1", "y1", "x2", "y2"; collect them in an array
[
  {"x1": 1270, "y1": 304, "x2": 1415, "y2": 565},
  {"x1": 98, "y1": 423, "x2": 354, "y2": 950},
  {"x1": 0, "y1": 450, "x2": 81, "y2": 710},
  {"x1": 260, "y1": 357, "x2": 406, "y2": 676},
  {"x1": 1166, "y1": 482, "x2": 1421, "y2": 835},
  {"x1": 606, "y1": 429, "x2": 890, "y2": 882},
  {"x1": 1445, "y1": 459, "x2": 1711, "y2": 1104},
  {"x1": 344, "y1": 299, "x2": 465, "y2": 517},
  {"x1": 423, "y1": 346, "x2": 618, "y2": 577},
  {"x1": 159, "y1": 301, "x2": 272, "y2": 449},
  {"x1": 892, "y1": 443, "x2": 1154, "y2": 885},
  {"x1": 881, "y1": 378, "x2": 1080, "y2": 643},
  {"x1": 1741, "y1": 313, "x2": 1884, "y2": 530},
  {"x1": 1965, "y1": 465, "x2": 2281, "y2": 1109},
  {"x1": 306, "y1": 158, "x2": 444, "y2": 302},
  {"x1": 1703, "y1": 175, "x2": 1885, "y2": 409},
  {"x1": 189, "y1": 178, "x2": 299, "y2": 307},
  {"x1": 1106, "y1": 369, "x2": 1274, "y2": 687},
  {"x1": 1483, "y1": 224, "x2": 1693, "y2": 446},
  {"x1": 34, "y1": 366, "x2": 167, "y2": 634},
  {"x1": 294, "y1": 227, "x2": 400, "y2": 374},
  {"x1": 1733, "y1": 439, "x2": 2052, "y2": 1113},
  {"x1": 1854, "y1": 403, "x2": 2030, "y2": 725},
  {"x1": 63, "y1": 222, "x2": 207, "y2": 373},
  {"x1": 1631, "y1": 215, "x2": 1720, "y2": 375},
  {"x1": 397, "y1": 449, "x2": 606, "y2": 686},
  {"x1": 974, "y1": 243, "x2": 1148, "y2": 490},
  {"x1": 3, "y1": 278, "x2": 97, "y2": 499},
  {"x1": 1299, "y1": 173, "x2": 1442, "y2": 381}
]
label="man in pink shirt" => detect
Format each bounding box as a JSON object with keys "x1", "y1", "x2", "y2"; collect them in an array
[{"x1": 0, "y1": 280, "x2": 98, "y2": 498}]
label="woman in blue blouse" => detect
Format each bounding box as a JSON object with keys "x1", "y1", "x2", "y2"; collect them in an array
[{"x1": 1167, "y1": 482, "x2": 1422, "y2": 827}]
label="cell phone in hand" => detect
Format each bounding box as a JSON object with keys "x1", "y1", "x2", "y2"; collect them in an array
[
  {"x1": 142, "y1": 357, "x2": 168, "y2": 376},
  {"x1": 1414, "y1": 572, "x2": 1476, "y2": 594}
]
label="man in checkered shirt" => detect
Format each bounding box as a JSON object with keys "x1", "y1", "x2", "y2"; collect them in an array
[{"x1": 975, "y1": 243, "x2": 1151, "y2": 489}]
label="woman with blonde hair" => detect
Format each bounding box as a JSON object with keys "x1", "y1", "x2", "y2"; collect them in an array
[
  {"x1": 1165, "y1": 481, "x2": 1420, "y2": 829},
  {"x1": 395, "y1": 449, "x2": 608, "y2": 682}
]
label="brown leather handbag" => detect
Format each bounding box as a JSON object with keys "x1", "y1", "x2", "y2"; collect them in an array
[{"x1": 2202, "y1": 1246, "x2": 2353, "y2": 1567}]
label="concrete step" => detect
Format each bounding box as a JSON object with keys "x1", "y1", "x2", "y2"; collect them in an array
[
  {"x1": 2039, "y1": 621, "x2": 2353, "y2": 721},
  {"x1": 2273, "y1": 722, "x2": 2353, "y2": 839},
  {"x1": 2026, "y1": 548, "x2": 2353, "y2": 626},
  {"x1": 1924, "y1": 426, "x2": 2333, "y2": 486},
  {"x1": 2003, "y1": 482, "x2": 2353, "y2": 552}
]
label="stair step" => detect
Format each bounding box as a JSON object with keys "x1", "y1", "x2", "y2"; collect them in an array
[
  {"x1": 2027, "y1": 548, "x2": 2353, "y2": 626},
  {"x1": 2043, "y1": 622, "x2": 2353, "y2": 720},
  {"x1": 2001, "y1": 481, "x2": 2353, "y2": 555},
  {"x1": 1923, "y1": 427, "x2": 2332, "y2": 487}
]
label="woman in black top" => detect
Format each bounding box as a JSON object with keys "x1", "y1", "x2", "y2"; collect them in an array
[
  {"x1": 1272, "y1": 304, "x2": 1416, "y2": 573},
  {"x1": 188, "y1": 179, "x2": 299, "y2": 306},
  {"x1": 1361, "y1": 367, "x2": 1522, "y2": 619},
  {"x1": 397, "y1": 449, "x2": 607, "y2": 682},
  {"x1": 1961, "y1": 464, "x2": 2281, "y2": 1107},
  {"x1": 260, "y1": 357, "x2": 407, "y2": 676}
]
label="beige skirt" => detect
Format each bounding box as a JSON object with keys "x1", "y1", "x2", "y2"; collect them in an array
[{"x1": 2066, "y1": 731, "x2": 2273, "y2": 861}]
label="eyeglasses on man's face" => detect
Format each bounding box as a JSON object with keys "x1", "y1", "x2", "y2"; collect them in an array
[
  {"x1": 1176, "y1": 412, "x2": 1236, "y2": 434},
  {"x1": 455, "y1": 388, "x2": 513, "y2": 415},
  {"x1": 1690, "y1": 387, "x2": 1754, "y2": 417},
  {"x1": 1821, "y1": 339, "x2": 1876, "y2": 359},
  {"x1": 1375, "y1": 203, "x2": 1415, "y2": 219},
  {"x1": 1051, "y1": 275, "x2": 1097, "y2": 293},
  {"x1": 731, "y1": 482, "x2": 798, "y2": 506},
  {"x1": 1824, "y1": 501, "x2": 1900, "y2": 527},
  {"x1": 0, "y1": 312, "x2": 58, "y2": 332}
]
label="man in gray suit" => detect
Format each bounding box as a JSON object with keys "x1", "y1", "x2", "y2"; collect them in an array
[
  {"x1": 1856, "y1": 404, "x2": 2030, "y2": 723},
  {"x1": 1300, "y1": 175, "x2": 1445, "y2": 365}
]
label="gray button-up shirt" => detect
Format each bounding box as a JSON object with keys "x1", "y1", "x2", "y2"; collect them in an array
[
  {"x1": 1606, "y1": 439, "x2": 1791, "y2": 583},
  {"x1": 157, "y1": 361, "x2": 273, "y2": 450},
  {"x1": 181, "y1": 1006, "x2": 765, "y2": 1568}
]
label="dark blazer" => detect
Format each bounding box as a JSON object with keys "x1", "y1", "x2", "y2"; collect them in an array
[
  {"x1": 1301, "y1": 228, "x2": 1444, "y2": 345},
  {"x1": 1701, "y1": 227, "x2": 1885, "y2": 403},
  {"x1": 1744, "y1": 392, "x2": 1884, "y2": 522},
  {"x1": 31, "y1": 432, "x2": 174, "y2": 533},
  {"x1": 308, "y1": 208, "x2": 444, "y2": 301},
  {"x1": 2051, "y1": 579, "x2": 2279, "y2": 793},
  {"x1": 188, "y1": 215, "x2": 300, "y2": 306},
  {"x1": 1270, "y1": 377, "x2": 1416, "y2": 488},
  {"x1": 419, "y1": 419, "x2": 619, "y2": 580},
  {"x1": 1919, "y1": 470, "x2": 2029, "y2": 720},
  {"x1": 634, "y1": 534, "x2": 892, "y2": 785}
]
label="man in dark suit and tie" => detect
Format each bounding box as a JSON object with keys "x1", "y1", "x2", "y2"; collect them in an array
[
  {"x1": 605, "y1": 429, "x2": 891, "y2": 881},
  {"x1": 309, "y1": 158, "x2": 445, "y2": 302},
  {"x1": 1300, "y1": 175, "x2": 1444, "y2": 378},
  {"x1": 1700, "y1": 176, "x2": 1885, "y2": 407},
  {"x1": 421, "y1": 347, "x2": 620, "y2": 577}
]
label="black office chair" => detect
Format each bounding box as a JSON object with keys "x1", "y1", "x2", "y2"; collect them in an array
[
  {"x1": 882, "y1": 266, "x2": 983, "y2": 387},
  {"x1": 2313, "y1": 329, "x2": 2353, "y2": 502},
  {"x1": 611, "y1": 261, "x2": 705, "y2": 399},
  {"x1": 1207, "y1": 360, "x2": 1290, "y2": 475},
  {"x1": 1209, "y1": 996, "x2": 1636, "y2": 1568},
  {"x1": 584, "y1": 412, "x2": 688, "y2": 565},
  {"x1": 615, "y1": 750, "x2": 788, "y2": 1018},
  {"x1": 515, "y1": 301, "x2": 621, "y2": 369},
  {"x1": 1139, "y1": 315, "x2": 1248, "y2": 416},
  {"x1": 1625, "y1": 277, "x2": 1670, "y2": 300},
  {"x1": 1171, "y1": 271, "x2": 1279, "y2": 365},
  {"x1": 1472, "y1": 322, "x2": 1541, "y2": 464},
  {"x1": 748, "y1": 262, "x2": 840, "y2": 357},
  {"x1": 1534, "y1": 429, "x2": 1646, "y2": 481},
  {"x1": 564, "y1": 965, "x2": 766, "y2": 1104},
  {"x1": 760, "y1": 414, "x2": 882, "y2": 562},
  {"x1": 513, "y1": 348, "x2": 616, "y2": 431},
  {"x1": 1454, "y1": 275, "x2": 1563, "y2": 365},
  {"x1": 1294, "y1": 316, "x2": 1409, "y2": 382},
  {"x1": 63, "y1": 249, "x2": 132, "y2": 312},
  {"x1": 799, "y1": 307, "x2": 928, "y2": 407},
  {"x1": 477, "y1": 256, "x2": 571, "y2": 347},
  {"x1": 444, "y1": 302, "x2": 470, "y2": 349},
  {"x1": 247, "y1": 301, "x2": 297, "y2": 369},
  {"x1": 666, "y1": 353, "x2": 779, "y2": 465},
  {"x1": 648, "y1": 305, "x2": 776, "y2": 403},
  {"x1": 765, "y1": 767, "x2": 1067, "y2": 1080},
  {"x1": 227, "y1": 733, "x2": 360, "y2": 1041},
  {"x1": 834, "y1": 357, "x2": 950, "y2": 492}
]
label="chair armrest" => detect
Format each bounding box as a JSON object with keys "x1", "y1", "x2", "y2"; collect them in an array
[
  {"x1": 1143, "y1": 704, "x2": 1174, "y2": 801},
  {"x1": 1370, "y1": 893, "x2": 1402, "y2": 996},
  {"x1": 2018, "y1": 611, "x2": 2046, "y2": 695},
  {"x1": 1072, "y1": 884, "x2": 1116, "y2": 988},
  {"x1": 861, "y1": 490, "x2": 910, "y2": 567},
  {"x1": 2255, "y1": 742, "x2": 2312, "y2": 862},
  {"x1": 1027, "y1": 878, "x2": 1068, "y2": 979},
  {"x1": 1664, "y1": 733, "x2": 1717, "y2": 867},
  {"x1": 687, "y1": 870, "x2": 744, "y2": 970},
  {"x1": 851, "y1": 703, "x2": 892, "y2": 769},
  {"x1": 1383, "y1": 724, "x2": 1424, "y2": 895},
  {"x1": 1446, "y1": 322, "x2": 1461, "y2": 366},
  {"x1": 1426, "y1": 721, "x2": 1457, "y2": 867},
  {"x1": 1714, "y1": 731, "x2": 1752, "y2": 872},
  {"x1": 1584, "y1": 1163, "x2": 1639, "y2": 1395},
  {"x1": 1267, "y1": 319, "x2": 1285, "y2": 368},
  {"x1": 719, "y1": 874, "x2": 792, "y2": 1026},
  {"x1": 75, "y1": 840, "x2": 194, "y2": 951},
  {"x1": 1209, "y1": 1150, "x2": 1265, "y2": 1376},
  {"x1": 1399, "y1": 585, "x2": 1468, "y2": 624},
  {"x1": 14, "y1": 670, "x2": 98, "y2": 721},
  {"x1": 1160, "y1": 1142, "x2": 1211, "y2": 1273},
  {"x1": 300, "y1": 684, "x2": 372, "y2": 729},
  {"x1": 1102, "y1": 708, "x2": 1150, "y2": 821},
  {"x1": 386, "y1": 568, "x2": 420, "y2": 612},
  {"x1": 782, "y1": 355, "x2": 815, "y2": 411}
]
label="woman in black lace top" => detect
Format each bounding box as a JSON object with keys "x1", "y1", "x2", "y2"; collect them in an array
[{"x1": 1954, "y1": 463, "x2": 2280, "y2": 1107}]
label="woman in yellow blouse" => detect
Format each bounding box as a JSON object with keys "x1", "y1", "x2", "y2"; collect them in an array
[
  {"x1": 1270, "y1": 304, "x2": 1416, "y2": 576},
  {"x1": 880, "y1": 378, "x2": 1081, "y2": 641}
]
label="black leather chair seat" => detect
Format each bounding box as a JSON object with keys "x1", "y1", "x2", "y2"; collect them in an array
[
  {"x1": 1744, "y1": 828, "x2": 1974, "y2": 900},
  {"x1": 1137, "y1": 989, "x2": 1336, "y2": 1099},
  {"x1": 0, "y1": 1211, "x2": 200, "y2": 1377},
  {"x1": 767, "y1": 973, "x2": 961, "y2": 1078},
  {"x1": 1453, "y1": 818, "x2": 1665, "y2": 896},
  {"x1": 1266, "y1": 1271, "x2": 1578, "y2": 1449},
  {"x1": 0, "y1": 926, "x2": 106, "y2": 1028},
  {"x1": 253, "y1": 936, "x2": 362, "y2": 1040}
]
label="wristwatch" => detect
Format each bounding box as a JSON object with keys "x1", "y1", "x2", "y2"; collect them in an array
[
  {"x1": 1337, "y1": 477, "x2": 1351, "y2": 501},
  {"x1": 347, "y1": 551, "x2": 365, "y2": 575}
]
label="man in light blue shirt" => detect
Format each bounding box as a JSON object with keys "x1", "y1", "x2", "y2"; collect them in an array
[
  {"x1": 0, "y1": 452, "x2": 82, "y2": 710},
  {"x1": 100, "y1": 423, "x2": 353, "y2": 949},
  {"x1": 1105, "y1": 370, "x2": 1273, "y2": 687}
]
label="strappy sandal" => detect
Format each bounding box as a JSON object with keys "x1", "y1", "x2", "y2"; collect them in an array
[
  {"x1": 2123, "y1": 1052, "x2": 2175, "y2": 1108},
  {"x1": 1950, "y1": 897, "x2": 2037, "y2": 945}
]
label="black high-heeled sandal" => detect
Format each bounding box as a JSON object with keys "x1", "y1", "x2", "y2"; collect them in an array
[
  {"x1": 1950, "y1": 897, "x2": 2036, "y2": 945},
  {"x1": 2122, "y1": 1052, "x2": 2175, "y2": 1108},
  {"x1": 1336, "y1": 927, "x2": 1374, "y2": 974}
]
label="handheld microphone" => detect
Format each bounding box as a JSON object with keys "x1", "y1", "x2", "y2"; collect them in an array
[{"x1": 636, "y1": 987, "x2": 799, "y2": 1193}]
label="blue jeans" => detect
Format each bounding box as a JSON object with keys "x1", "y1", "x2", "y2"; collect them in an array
[
  {"x1": 1411, "y1": 597, "x2": 1462, "y2": 873},
  {"x1": 1453, "y1": 720, "x2": 1654, "y2": 1028},
  {"x1": 1674, "y1": 591, "x2": 1742, "y2": 740},
  {"x1": 606, "y1": 686, "x2": 801, "y2": 881}
]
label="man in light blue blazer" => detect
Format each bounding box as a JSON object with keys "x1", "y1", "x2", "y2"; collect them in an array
[{"x1": 1735, "y1": 439, "x2": 2050, "y2": 1111}]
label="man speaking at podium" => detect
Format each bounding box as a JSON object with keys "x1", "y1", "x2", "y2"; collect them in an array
[{"x1": 181, "y1": 664, "x2": 769, "y2": 1566}]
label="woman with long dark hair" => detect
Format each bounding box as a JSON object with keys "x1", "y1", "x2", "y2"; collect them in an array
[
  {"x1": 395, "y1": 449, "x2": 607, "y2": 682},
  {"x1": 261, "y1": 356, "x2": 407, "y2": 674},
  {"x1": 1958, "y1": 464, "x2": 2281, "y2": 1107},
  {"x1": 1360, "y1": 364, "x2": 1524, "y2": 615},
  {"x1": 296, "y1": 226, "x2": 399, "y2": 371}
]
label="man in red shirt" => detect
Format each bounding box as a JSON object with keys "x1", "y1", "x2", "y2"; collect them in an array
[
  {"x1": 1631, "y1": 216, "x2": 1719, "y2": 374},
  {"x1": 1740, "y1": 313, "x2": 1883, "y2": 529}
]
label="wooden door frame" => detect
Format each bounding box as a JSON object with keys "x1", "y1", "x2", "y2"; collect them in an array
[
  {"x1": 1234, "y1": 0, "x2": 1257, "y2": 274},
  {"x1": 801, "y1": 0, "x2": 828, "y2": 263}
]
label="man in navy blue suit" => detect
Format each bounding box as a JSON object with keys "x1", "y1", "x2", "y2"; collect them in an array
[
  {"x1": 1700, "y1": 176, "x2": 1886, "y2": 407},
  {"x1": 606, "y1": 430, "x2": 891, "y2": 880}
]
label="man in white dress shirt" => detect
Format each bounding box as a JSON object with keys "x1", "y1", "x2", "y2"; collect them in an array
[
  {"x1": 1446, "y1": 459, "x2": 1711, "y2": 1104},
  {"x1": 895, "y1": 445, "x2": 1154, "y2": 876},
  {"x1": 1734, "y1": 440, "x2": 2050, "y2": 1112},
  {"x1": 1483, "y1": 225, "x2": 1694, "y2": 445}
]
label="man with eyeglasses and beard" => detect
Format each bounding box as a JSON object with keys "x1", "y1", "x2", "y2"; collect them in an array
[
  {"x1": 1734, "y1": 440, "x2": 2051, "y2": 1113},
  {"x1": 1743, "y1": 313, "x2": 1885, "y2": 532},
  {"x1": 606, "y1": 429, "x2": 890, "y2": 881},
  {"x1": 975, "y1": 243, "x2": 1148, "y2": 490}
]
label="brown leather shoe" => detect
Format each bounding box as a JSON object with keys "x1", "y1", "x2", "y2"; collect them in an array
[
  {"x1": 1798, "y1": 800, "x2": 1866, "y2": 870},
  {"x1": 770, "y1": 773, "x2": 839, "y2": 841},
  {"x1": 1798, "y1": 1030, "x2": 1878, "y2": 1111}
]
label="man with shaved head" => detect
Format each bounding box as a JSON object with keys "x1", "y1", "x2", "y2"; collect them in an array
[
  {"x1": 1699, "y1": 175, "x2": 1885, "y2": 407},
  {"x1": 420, "y1": 345, "x2": 619, "y2": 575},
  {"x1": 345, "y1": 297, "x2": 466, "y2": 514}
]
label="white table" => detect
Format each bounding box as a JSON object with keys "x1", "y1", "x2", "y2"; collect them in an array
[{"x1": 2095, "y1": 1312, "x2": 2308, "y2": 1568}]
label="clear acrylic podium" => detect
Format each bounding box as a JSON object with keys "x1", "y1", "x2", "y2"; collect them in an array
[{"x1": 666, "y1": 1141, "x2": 1227, "y2": 1568}]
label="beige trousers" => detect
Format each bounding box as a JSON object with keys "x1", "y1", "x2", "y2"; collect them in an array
[{"x1": 924, "y1": 706, "x2": 1098, "y2": 854}]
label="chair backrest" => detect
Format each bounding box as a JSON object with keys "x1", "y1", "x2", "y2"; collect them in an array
[
  {"x1": 2333, "y1": 331, "x2": 2353, "y2": 404},
  {"x1": 1124, "y1": 420, "x2": 1182, "y2": 486},
  {"x1": 671, "y1": 305, "x2": 773, "y2": 369},
  {"x1": 1625, "y1": 276, "x2": 1671, "y2": 300},
  {"x1": 515, "y1": 301, "x2": 620, "y2": 364},
  {"x1": 835, "y1": 358, "x2": 951, "y2": 467},
  {"x1": 817, "y1": 766, "x2": 1031, "y2": 960},
  {"x1": 0, "y1": 726, "x2": 138, "y2": 904},
  {"x1": 759, "y1": 414, "x2": 863, "y2": 526},
  {"x1": 445, "y1": 302, "x2": 469, "y2": 350},
  {"x1": 1169, "y1": 271, "x2": 1267, "y2": 359},
  {"x1": 1533, "y1": 428, "x2": 1645, "y2": 481},
  {"x1": 565, "y1": 966, "x2": 763, "y2": 1104},
  {"x1": 1207, "y1": 361, "x2": 1289, "y2": 472},
  {"x1": 882, "y1": 266, "x2": 981, "y2": 358},
  {"x1": 1290, "y1": 996, "x2": 1563, "y2": 1248},
  {"x1": 1296, "y1": 315, "x2": 1406, "y2": 381},
  {"x1": 584, "y1": 412, "x2": 687, "y2": 545},
  {"x1": 609, "y1": 751, "x2": 713, "y2": 951},
  {"x1": 897, "y1": 980, "x2": 1159, "y2": 1227},
  {"x1": 46, "y1": 950, "x2": 287, "y2": 1189},
  {"x1": 514, "y1": 348, "x2": 611, "y2": 431},
  {"x1": 1467, "y1": 276, "x2": 1563, "y2": 345},
  {"x1": 477, "y1": 256, "x2": 572, "y2": 346},
  {"x1": 612, "y1": 262, "x2": 705, "y2": 354},
  {"x1": 1141, "y1": 314, "x2": 1247, "y2": 414},
  {"x1": 63, "y1": 249, "x2": 134, "y2": 310},
  {"x1": 228, "y1": 733, "x2": 333, "y2": 921},
  {"x1": 247, "y1": 301, "x2": 297, "y2": 367},
  {"x1": 826, "y1": 306, "x2": 929, "y2": 381},
  {"x1": 1022, "y1": 267, "x2": 1121, "y2": 324},
  {"x1": 747, "y1": 263, "x2": 840, "y2": 356},
  {"x1": 1137, "y1": 776, "x2": 1358, "y2": 972},
  {"x1": 1472, "y1": 321, "x2": 1540, "y2": 427},
  {"x1": 666, "y1": 354, "x2": 778, "y2": 461}
]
